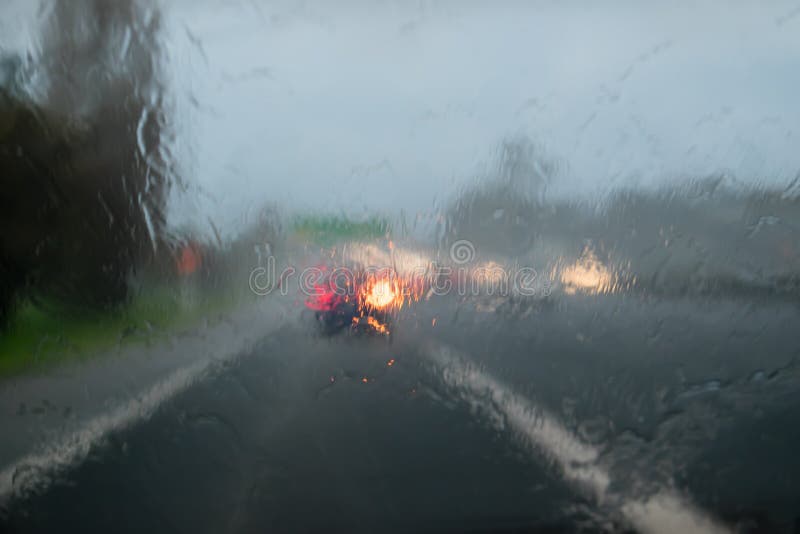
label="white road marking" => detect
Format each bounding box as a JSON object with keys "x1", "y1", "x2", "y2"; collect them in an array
[
  {"x1": 0, "y1": 301, "x2": 286, "y2": 502},
  {"x1": 424, "y1": 341, "x2": 729, "y2": 534}
]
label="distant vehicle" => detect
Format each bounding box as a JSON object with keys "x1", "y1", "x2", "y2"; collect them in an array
[{"x1": 305, "y1": 266, "x2": 412, "y2": 337}]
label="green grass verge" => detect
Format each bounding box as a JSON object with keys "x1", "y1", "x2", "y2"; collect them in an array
[{"x1": 0, "y1": 284, "x2": 247, "y2": 379}]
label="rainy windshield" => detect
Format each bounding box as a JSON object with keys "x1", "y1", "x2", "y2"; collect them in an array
[{"x1": 2, "y1": 1, "x2": 800, "y2": 533}]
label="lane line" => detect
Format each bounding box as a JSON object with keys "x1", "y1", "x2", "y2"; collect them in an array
[
  {"x1": 423, "y1": 341, "x2": 729, "y2": 534},
  {"x1": 0, "y1": 358, "x2": 209, "y2": 500},
  {"x1": 0, "y1": 303, "x2": 286, "y2": 502}
]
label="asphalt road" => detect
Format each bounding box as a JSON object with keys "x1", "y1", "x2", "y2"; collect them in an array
[{"x1": 2, "y1": 292, "x2": 800, "y2": 533}]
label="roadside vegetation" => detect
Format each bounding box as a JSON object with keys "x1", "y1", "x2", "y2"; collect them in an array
[
  {"x1": 0, "y1": 288, "x2": 242, "y2": 377},
  {"x1": 0, "y1": 1, "x2": 280, "y2": 379}
]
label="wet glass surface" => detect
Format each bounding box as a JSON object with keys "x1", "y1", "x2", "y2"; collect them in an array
[{"x1": 1, "y1": 2, "x2": 800, "y2": 532}]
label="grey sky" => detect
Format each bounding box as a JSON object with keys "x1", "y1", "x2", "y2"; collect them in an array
[
  {"x1": 164, "y1": 1, "x2": 800, "y2": 233},
  {"x1": 3, "y1": 1, "x2": 800, "y2": 235}
]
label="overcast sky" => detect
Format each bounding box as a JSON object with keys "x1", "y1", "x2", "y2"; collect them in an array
[
  {"x1": 162, "y1": 1, "x2": 800, "y2": 233},
  {"x1": 3, "y1": 1, "x2": 800, "y2": 235}
]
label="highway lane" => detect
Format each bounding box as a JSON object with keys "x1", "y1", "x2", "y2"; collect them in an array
[{"x1": 3, "y1": 292, "x2": 800, "y2": 533}]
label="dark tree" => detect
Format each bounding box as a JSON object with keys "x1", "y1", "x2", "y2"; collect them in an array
[{"x1": 0, "y1": 0, "x2": 171, "y2": 323}]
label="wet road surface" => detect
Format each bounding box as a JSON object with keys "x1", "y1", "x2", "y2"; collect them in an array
[{"x1": 2, "y1": 293, "x2": 800, "y2": 533}]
